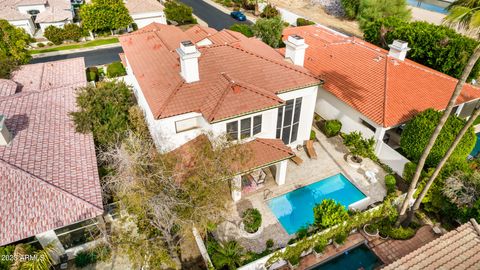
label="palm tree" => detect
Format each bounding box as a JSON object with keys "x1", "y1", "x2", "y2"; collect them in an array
[
  {"x1": 397, "y1": 0, "x2": 480, "y2": 225},
  {"x1": 403, "y1": 105, "x2": 480, "y2": 225},
  {"x1": 211, "y1": 240, "x2": 244, "y2": 270},
  {"x1": 11, "y1": 244, "x2": 57, "y2": 270}
]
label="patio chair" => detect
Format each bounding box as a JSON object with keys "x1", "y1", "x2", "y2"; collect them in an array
[
  {"x1": 251, "y1": 169, "x2": 266, "y2": 186},
  {"x1": 291, "y1": 155, "x2": 303, "y2": 165},
  {"x1": 305, "y1": 140, "x2": 317, "y2": 159}
]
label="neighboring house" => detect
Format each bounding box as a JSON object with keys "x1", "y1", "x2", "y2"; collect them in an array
[
  {"x1": 0, "y1": 58, "x2": 104, "y2": 260},
  {"x1": 0, "y1": 0, "x2": 73, "y2": 36},
  {"x1": 283, "y1": 25, "x2": 480, "y2": 175},
  {"x1": 119, "y1": 23, "x2": 321, "y2": 201},
  {"x1": 384, "y1": 218, "x2": 480, "y2": 269},
  {"x1": 124, "y1": 0, "x2": 167, "y2": 29}
]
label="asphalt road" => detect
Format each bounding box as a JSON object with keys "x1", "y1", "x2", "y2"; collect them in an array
[
  {"x1": 30, "y1": 46, "x2": 124, "y2": 67},
  {"x1": 177, "y1": 0, "x2": 252, "y2": 30}
]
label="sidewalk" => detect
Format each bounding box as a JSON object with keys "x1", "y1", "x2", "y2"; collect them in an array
[{"x1": 31, "y1": 42, "x2": 121, "y2": 58}]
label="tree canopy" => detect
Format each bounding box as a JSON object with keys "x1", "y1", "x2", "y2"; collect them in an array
[
  {"x1": 164, "y1": 1, "x2": 197, "y2": 25},
  {"x1": 400, "y1": 108, "x2": 476, "y2": 168},
  {"x1": 363, "y1": 17, "x2": 480, "y2": 80},
  {"x1": 252, "y1": 16, "x2": 284, "y2": 48},
  {"x1": 313, "y1": 199, "x2": 349, "y2": 230},
  {"x1": 357, "y1": 0, "x2": 411, "y2": 29},
  {"x1": 80, "y1": 0, "x2": 132, "y2": 32},
  {"x1": 0, "y1": 19, "x2": 31, "y2": 76}
]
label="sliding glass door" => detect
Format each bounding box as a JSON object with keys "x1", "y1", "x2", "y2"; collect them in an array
[{"x1": 276, "y1": 97, "x2": 302, "y2": 144}]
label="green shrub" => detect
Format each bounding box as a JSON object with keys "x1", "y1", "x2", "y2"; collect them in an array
[
  {"x1": 0, "y1": 245, "x2": 15, "y2": 269},
  {"x1": 47, "y1": 42, "x2": 53, "y2": 46},
  {"x1": 266, "y1": 239, "x2": 274, "y2": 249},
  {"x1": 385, "y1": 174, "x2": 396, "y2": 194},
  {"x1": 296, "y1": 17, "x2": 315, "y2": 26},
  {"x1": 296, "y1": 226, "x2": 309, "y2": 239},
  {"x1": 313, "y1": 199, "x2": 349, "y2": 230},
  {"x1": 164, "y1": 1, "x2": 197, "y2": 25},
  {"x1": 400, "y1": 109, "x2": 476, "y2": 168},
  {"x1": 106, "y1": 61, "x2": 126, "y2": 78},
  {"x1": 44, "y1": 25, "x2": 65, "y2": 45},
  {"x1": 132, "y1": 23, "x2": 138, "y2": 31},
  {"x1": 310, "y1": 130, "x2": 316, "y2": 140},
  {"x1": 94, "y1": 244, "x2": 112, "y2": 262},
  {"x1": 284, "y1": 247, "x2": 301, "y2": 266},
  {"x1": 363, "y1": 17, "x2": 480, "y2": 80},
  {"x1": 313, "y1": 238, "x2": 328, "y2": 253},
  {"x1": 343, "y1": 131, "x2": 375, "y2": 159},
  {"x1": 402, "y1": 162, "x2": 418, "y2": 182},
  {"x1": 86, "y1": 67, "x2": 99, "y2": 82},
  {"x1": 63, "y1": 23, "x2": 83, "y2": 41},
  {"x1": 260, "y1": 4, "x2": 280, "y2": 18},
  {"x1": 229, "y1": 24, "x2": 254, "y2": 37},
  {"x1": 323, "y1": 119, "x2": 342, "y2": 137},
  {"x1": 74, "y1": 250, "x2": 98, "y2": 267},
  {"x1": 334, "y1": 231, "x2": 348, "y2": 244},
  {"x1": 357, "y1": 0, "x2": 411, "y2": 30},
  {"x1": 37, "y1": 42, "x2": 45, "y2": 47},
  {"x1": 381, "y1": 225, "x2": 416, "y2": 240},
  {"x1": 340, "y1": 0, "x2": 360, "y2": 19},
  {"x1": 252, "y1": 16, "x2": 284, "y2": 48},
  {"x1": 242, "y1": 208, "x2": 262, "y2": 233}
]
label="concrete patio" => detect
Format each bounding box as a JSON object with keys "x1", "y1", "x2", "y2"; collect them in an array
[{"x1": 216, "y1": 127, "x2": 388, "y2": 253}]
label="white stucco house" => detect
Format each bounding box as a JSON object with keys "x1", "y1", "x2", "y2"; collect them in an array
[
  {"x1": 124, "y1": 0, "x2": 166, "y2": 29},
  {"x1": 283, "y1": 25, "x2": 480, "y2": 175},
  {"x1": 119, "y1": 23, "x2": 321, "y2": 201},
  {"x1": 0, "y1": 0, "x2": 73, "y2": 36}
]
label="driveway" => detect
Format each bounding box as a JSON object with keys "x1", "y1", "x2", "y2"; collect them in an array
[
  {"x1": 30, "y1": 46, "x2": 124, "y2": 67},
  {"x1": 178, "y1": 0, "x2": 252, "y2": 30}
]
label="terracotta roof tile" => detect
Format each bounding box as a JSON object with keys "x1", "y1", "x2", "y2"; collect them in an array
[
  {"x1": 0, "y1": 58, "x2": 102, "y2": 245},
  {"x1": 120, "y1": 23, "x2": 320, "y2": 122},
  {"x1": 384, "y1": 219, "x2": 480, "y2": 270},
  {"x1": 283, "y1": 25, "x2": 480, "y2": 127}
]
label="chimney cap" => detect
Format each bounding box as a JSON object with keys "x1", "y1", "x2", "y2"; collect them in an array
[
  {"x1": 287, "y1": 34, "x2": 306, "y2": 46},
  {"x1": 179, "y1": 40, "x2": 198, "y2": 54},
  {"x1": 389, "y1": 40, "x2": 410, "y2": 51},
  {"x1": 181, "y1": 40, "x2": 194, "y2": 47}
]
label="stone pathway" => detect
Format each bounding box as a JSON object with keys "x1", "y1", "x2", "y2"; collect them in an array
[{"x1": 367, "y1": 225, "x2": 438, "y2": 265}]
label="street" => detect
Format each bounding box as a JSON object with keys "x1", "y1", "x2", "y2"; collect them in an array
[
  {"x1": 30, "y1": 46, "x2": 124, "y2": 67},
  {"x1": 177, "y1": 0, "x2": 252, "y2": 30}
]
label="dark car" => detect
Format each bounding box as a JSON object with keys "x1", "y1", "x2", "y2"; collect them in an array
[{"x1": 230, "y1": 11, "x2": 247, "y2": 21}]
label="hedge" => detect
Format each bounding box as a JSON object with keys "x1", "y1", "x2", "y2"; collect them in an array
[
  {"x1": 313, "y1": 199, "x2": 349, "y2": 230},
  {"x1": 260, "y1": 4, "x2": 280, "y2": 18},
  {"x1": 363, "y1": 17, "x2": 480, "y2": 80},
  {"x1": 229, "y1": 24, "x2": 254, "y2": 37},
  {"x1": 385, "y1": 174, "x2": 396, "y2": 194},
  {"x1": 86, "y1": 67, "x2": 99, "y2": 82},
  {"x1": 44, "y1": 25, "x2": 65, "y2": 45},
  {"x1": 44, "y1": 24, "x2": 84, "y2": 45},
  {"x1": 296, "y1": 18, "x2": 315, "y2": 26},
  {"x1": 400, "y1": 108, "x2": 476, "y2": 168},
  {"x1": 323, "y1": 119, "x2": 342, "y2": 137},
  {"x1": 340, "y1": 0, "x2": 360, "y2": 20},
  {"x1": 106, "y1": 61, "x2": 126, "y2": 78}
]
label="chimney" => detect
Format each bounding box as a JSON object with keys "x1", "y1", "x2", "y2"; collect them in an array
[
  {"x1": 284, "y1": 35, "x2": 309, "y2": 66},
  {"x1": 0, "y1": 115, "x2": 12, "y2": 146},
  {"x1": 176, "y1": 40, "x2": 201, "y2": 83},
  {"x1": 388, "y1": 40, "x2": 410, "y2": 61}
]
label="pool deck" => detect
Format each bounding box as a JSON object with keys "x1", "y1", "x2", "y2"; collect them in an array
[{"x1": 215, "y1": 127, "x2": 388, "y2": 252}]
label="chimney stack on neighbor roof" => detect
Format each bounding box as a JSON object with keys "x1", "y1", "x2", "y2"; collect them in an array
[
  {"x1": 0, "y1": 115, "x2": 12, "y2": 146},
  {"x1": 285, "y1": 34, "x2": 309, "y2": 67},
  {"x1": 177, "y1": 40, "x2": 201, "y2": 83},
  {"x1": 388, "y1": 40, "x2": 410, "y2": 61}
]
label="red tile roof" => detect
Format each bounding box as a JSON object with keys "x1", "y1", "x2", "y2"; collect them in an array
[
  {"x1": 384, "y1": 219, "x2": 480, "y2": 270},
  {"x1": 283, "y1": 25, "x2": 480, "y2": 127},
  {"x1": 0, "y1": 58, "x2": 103, "y2": 245},
  {"x1": 119, "y1": 23, "x2": 320, "y2": 122}
]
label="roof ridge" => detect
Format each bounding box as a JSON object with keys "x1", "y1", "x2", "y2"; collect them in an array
[
  {"x1": 204, "y1": 74, "x2": 234, "y2": 121},
  {"x1": 382, "y1": 53, "x2": 389, "y2": 127},
  {"x1": 227, "y1": 75, "x2": 283, "y2": 102},
  {"x1": 155, "y1": 79, "x2": 186, "y2": 118},
  {"x1": 256, "y1": 138, "x2": 293, "y2": 156},
  {"x1": 471, "y1": 218, "x2": 480, "y2": 236},
  {"x1": 0, "y1": 158, "x2": 103, "y2": 211}
]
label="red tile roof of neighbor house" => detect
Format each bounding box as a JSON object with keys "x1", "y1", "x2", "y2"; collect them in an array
[
  {"x1": 119, "y1": 23, "x2": 320, "y2": 123},
  {"x1": 0, "y1": 58, "x2": 103, "y2": 246},
  {"x1": 384, "y1": 219, "x2": 480, "y2": 270},
  {"x1": 282, "y1": 25, "x2": 480, "y2": 128}
]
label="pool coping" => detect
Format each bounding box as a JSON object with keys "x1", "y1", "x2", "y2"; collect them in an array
[{"x1": 264, "y1": 172, "x2": 371, "y2": 235}]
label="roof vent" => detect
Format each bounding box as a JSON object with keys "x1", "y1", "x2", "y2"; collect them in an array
[
  {"x1": 284, "y1": 35, "x2": 309, "y2": 66},
  {"x1": 177, "y1": 40, "x2": 201, "y2": 83},
  {"x1": 388, "y1": 40, "x2": 410, "y2": 61},
  {"x1": 0, "y1": 115, "x2": 12, "y2": 146}
]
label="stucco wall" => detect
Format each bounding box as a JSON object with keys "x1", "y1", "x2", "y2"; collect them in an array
[
  {"x1": 39, "y1": 20, "x2": 70, "y2": 31},
  {"x1": 132, "y1": 12, "x2": 167, "y2": 28},
  {"x1": 9, "y1": 19, "x2": 35, "y2": 36}
]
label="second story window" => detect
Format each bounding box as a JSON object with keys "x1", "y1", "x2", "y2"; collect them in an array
[{"x1": 226, "y1": 115, "x2": 262, "y2": 141}]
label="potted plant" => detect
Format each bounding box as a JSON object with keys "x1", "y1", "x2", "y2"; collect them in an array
[
  {"x1": 287, "y1": 255, "x2": 300, "y2": 269},
  {"x1": 343, "y1": 131, "x2": 375, "y2": 168},
  {"x1": 333, "y1": 232, "x2": 347, "y2": 248},
  {"x1": 313, "y1": 238, "x2": 328, "y2": 259},
  {"x1": 363, "y1": 223, "x2": 379, "y2": 237}
]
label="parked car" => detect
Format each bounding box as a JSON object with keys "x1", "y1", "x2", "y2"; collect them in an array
[{"x1": 230, "y1": 11, "x2": 247, "y2": 21}]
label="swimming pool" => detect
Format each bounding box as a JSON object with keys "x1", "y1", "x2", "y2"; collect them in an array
[
  {"x1": 407, "y1": 0, "x2": 449, "y2": 14},
  {"x1": 470, "y1": 133, "x2": 480, "y2": 158},
  {"x1": 267, "y1": 173, "x2": 367, "y2": 234},
  {"x1": 309, "y1": 244, "x2": 381, "y2": 270}
]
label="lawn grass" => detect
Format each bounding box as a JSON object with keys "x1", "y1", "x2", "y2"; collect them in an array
[{"x1": 30, "y1": 38, "x2": 119, "y2": 54}]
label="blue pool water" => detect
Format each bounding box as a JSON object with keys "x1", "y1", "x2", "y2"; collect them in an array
[
  {"x1": 407, "y1": 0, "x2": 449, "y2": 14},
  {"x1": 310, "y1": 244, "x2": 381, "y2": 270},
  {"x1": 267, "y1": 173, "x2": 366, "y2": 234},
  {"x1": 470, "y1": 133, "x2": 480, "y2": 158}
]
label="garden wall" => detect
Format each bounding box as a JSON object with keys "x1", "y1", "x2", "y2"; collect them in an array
[{"x1": 376, "y1": 141, "x2": 410, "y2": 176}]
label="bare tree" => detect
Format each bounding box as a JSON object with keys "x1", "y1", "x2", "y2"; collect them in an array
[{"x1": 443, "y1": 171, "x2": 480, "y2": 207}]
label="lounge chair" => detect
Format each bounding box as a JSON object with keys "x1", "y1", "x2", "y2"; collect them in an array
[
  {"x1": 251, "y1": 169, "x2": 266, "y2": 186},
  {"x1": 291, "y1": 155, "x2": 303, "y2": 165},
  {"x1": 305, "y1": 140, "x2": 317, "y2": 159}
]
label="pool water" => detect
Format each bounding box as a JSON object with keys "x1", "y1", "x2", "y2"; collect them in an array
[
  {"x1": 310, "y1": 244, "x2": 381, "y2": 270},
  {"x1": 407, "y1": 0, "x2": 449, "y2": 14},
  {"x1": 267, "y1": 173, "x2": 366, "y2": 234},
  {"x1": 470, "y1": 133, "x2": 480, "y2": 158}
]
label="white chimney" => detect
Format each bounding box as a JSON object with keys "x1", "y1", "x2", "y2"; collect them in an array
[
  {"x1": 177, "y1": 40, "x2": 201, "y2": 83},
  {"x1": 284, "y1": 35, "x2": 309, "y2": 66},
  {"x1": 0, "y1": 115, "x2": 12, "y2": 146},
  {"x1": 388, "y1": 40, "x2": 410, "y2": 61}
]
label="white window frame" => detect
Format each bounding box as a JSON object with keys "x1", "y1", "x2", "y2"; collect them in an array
[
  {"x1": 226, "y1": 114, "x2": 263, "y2": 141},
  {"x1": 175, "y1": 116, "x2": 201, "y2": 133}
]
